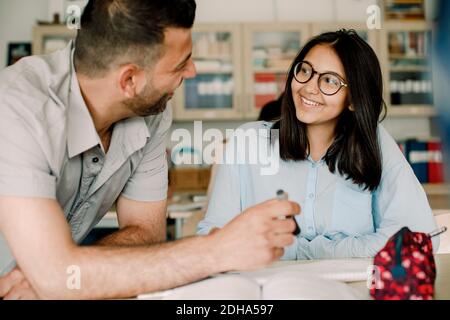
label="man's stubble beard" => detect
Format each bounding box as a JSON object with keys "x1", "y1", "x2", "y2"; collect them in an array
[{"x1": 123, "y1": 80, "x2": 171, "y2": 117}]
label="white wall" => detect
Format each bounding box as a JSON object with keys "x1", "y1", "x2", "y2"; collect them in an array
[
  {"x1": 196, "y1": 0, "x2": 275, "y2": 22},
  {"x1": 0, "y1": 0, "x2": 49, "y2": 69},
  {"x1": 195, "y1": 0, "x2": 377, "y2": 22}
]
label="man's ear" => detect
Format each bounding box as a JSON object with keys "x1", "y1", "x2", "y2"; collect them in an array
[{"x1": 118, "y1": 64, "x2": 144, "y2": 99}]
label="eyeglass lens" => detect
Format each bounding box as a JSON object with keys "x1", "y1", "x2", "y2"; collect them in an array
[{"x1": 295, "y1": 62, "x2": 344, "y2": 95}]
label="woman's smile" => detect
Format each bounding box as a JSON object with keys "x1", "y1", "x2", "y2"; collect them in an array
[{"x1": 300, "y1": 96, "x2": 324, "y2": 108}]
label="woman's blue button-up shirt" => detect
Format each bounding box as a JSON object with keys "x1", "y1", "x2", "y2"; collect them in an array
[{"x1": 198, "y1": 121, "x2": 439, "y2": 259}]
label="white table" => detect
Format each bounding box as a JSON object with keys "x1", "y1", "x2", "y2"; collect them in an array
[
  {"x1": 97, "y1": 201, "x2": 207, "y2": 239},
  {"x1": 168, "y1": 204, "x2": 206, "y2": 239}
]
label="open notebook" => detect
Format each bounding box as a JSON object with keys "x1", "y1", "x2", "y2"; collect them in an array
[{"x1": 138, "y1": 259, "x2": 373, "y2": 300}]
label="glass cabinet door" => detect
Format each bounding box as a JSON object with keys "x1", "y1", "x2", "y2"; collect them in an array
[
  {"x1": 382, "y1": 22, "x2": 434, "y2": 116},
  {"x1": 243, "y1": 23, "x2": 310, "y2": 120},
  {"x1": 173, "y1": 24, "x2": 243, "y2": 120},
  {"x1": 388, "y1": 29, "x2": 432, "y2": 110}
]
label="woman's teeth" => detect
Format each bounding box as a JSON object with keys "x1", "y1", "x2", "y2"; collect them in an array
[{"x1": 301, "y1": 96, "x2": 322, "y2": 107}]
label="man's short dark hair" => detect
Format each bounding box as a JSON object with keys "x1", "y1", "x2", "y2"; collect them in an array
[{"x1": 74, "y1": 0, "x2": 196, "y2": 77}]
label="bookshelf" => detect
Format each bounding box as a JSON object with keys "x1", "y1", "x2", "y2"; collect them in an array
[
  {"x1": 32, "y1": 25, "x2": 76, "y2": 55},
  {"x1": 172, "y1": 24, "x2": 243, "y2": 121},
  {"x1": 242, "y1": 23, "x2": 311, "y2": 119},
  {"x1": 381, "y1": 19, "x2": 435, "y2": 118},
  {"x1": 380, "y1": 1, "x2": 446, "y2": 207},
  {"x1": 32, "y1": 22, "x2": 437, "y2": 120},
  {"x1": 384, "y1": 0, "x2": 426, "y2": 21}
]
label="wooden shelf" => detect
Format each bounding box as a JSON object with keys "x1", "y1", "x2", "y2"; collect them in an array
[
  {"x1": 423, "y1": 184, "x2": 450, "y2": 196},
  {"x1": 253, "y1": 68, "x2": 289, "y2": 74},
  {"x1": 389, "y1": 54, "x2": 428, "y2": 60},
  {"x1": 390, "y1": 66, "x2": 431, "y2": 72},
  {"x1": 195, "y1": 70, "x2": 233, "y2": 74},
  {"x1": 194, "y1": 55, "x2": 233, "y2": 61},
  {"x1": 169, "y1": 167, "x2": 212, "y2": 192},
  {"x1": 387, "y1": 106, "x2": 436, "y2": 117}
]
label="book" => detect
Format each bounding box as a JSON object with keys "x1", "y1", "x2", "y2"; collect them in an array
[
  {"x1": 404, "y1": 140, "x2": 429, "y2": 183},
  {"x1": 138, "y1": 259, "x2": 372, "y2": 300},
  {"x1": 398, "y1": 138, "x2": 444, "y2": 184},
  {"x1": 385, "y1": 0, "x2": 425, "y2": 20},
  {"x1": 254, "y1": 73, "x2": 278, "y2": 109},
  {"x1": 428, "y1": 141, "x2": 444, "y2": 183}
]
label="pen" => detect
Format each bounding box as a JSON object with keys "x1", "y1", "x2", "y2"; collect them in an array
[
  {"x1": 428, "y1": 226, "x2": 447, "y2": 239},
  {"x1": 276, "y1": 190, "x2": 301, "y2": 236}
]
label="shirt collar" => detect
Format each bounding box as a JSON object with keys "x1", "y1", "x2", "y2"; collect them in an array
[
  {"x1": 306, "y1": 154, "x2": 326, "y2": 165},
  {"x1": 67, "y1": 42, "x2": 102, "y2": 158},
  {"x1": 66, "y1": 41, "x2": 151, "y2": 159}
]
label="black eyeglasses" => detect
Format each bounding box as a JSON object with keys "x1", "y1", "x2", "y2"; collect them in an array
[{"x1": 293, "y1": 61, "x2": 348, "y2": 96}]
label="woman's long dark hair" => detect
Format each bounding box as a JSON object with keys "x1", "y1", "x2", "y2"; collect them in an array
[{"x1": 273, "y1": 29, "x2": 386, "y2": 191}]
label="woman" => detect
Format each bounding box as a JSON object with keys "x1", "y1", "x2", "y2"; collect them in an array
[{"x1": 198, "y1": 30, "x2": 439, "y2": 259}]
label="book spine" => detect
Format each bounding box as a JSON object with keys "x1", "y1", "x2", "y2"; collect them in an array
[
  {"x1": 254, "y1": 73, "x2": 277, "y2": 109},
  {"x1": 428, "y1": 142, "x2": 444, "y2": 183},
  {"x1": 407, "y1": 140, "x2": 429, "y2": 183},
  {"x1": 418, "y1": 32, "x2": 424, "y2": 56}
]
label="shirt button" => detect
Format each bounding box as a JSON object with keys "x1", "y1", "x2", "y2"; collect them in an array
[
  {"x1": 309, "y1": 193, "x2": 314, "y2": 199},
  {"x1": 92, "y1": 157, "x2": 99, "y2": 163}
]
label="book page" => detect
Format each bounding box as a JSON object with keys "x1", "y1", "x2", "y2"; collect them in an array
[
  {"x1": 138, "y1": 275, "x2": 261, "y2": 300},
  {"x1": 261, "y1": 271, "x2": 367, "y2": 300},
  {"x1": 234, "y1": 259, "x2": 373, "y2": 285},
  {"x1": 138, "y1": 259, "x2": 373, "y2": 300}
]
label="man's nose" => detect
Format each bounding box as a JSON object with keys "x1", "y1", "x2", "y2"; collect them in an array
[{"x1": 184, "y1": 59, "x2": 197, "y2": 79}]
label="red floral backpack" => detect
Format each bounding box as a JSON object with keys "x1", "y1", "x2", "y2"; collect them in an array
[{"x1": 369, "y1": 226, "x2": 446, "y2": 300}]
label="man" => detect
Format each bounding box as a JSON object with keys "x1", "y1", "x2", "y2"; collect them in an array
[{"x1": 0, "y1": 0, "x2": 299, "y2": 299}]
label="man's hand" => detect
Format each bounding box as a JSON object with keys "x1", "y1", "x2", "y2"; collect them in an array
[
  {"x1": 0, "y1": 267, "x2": 38, "y2": 300},
  {"x1": 210, "y1": 199, "x2": 301, "y2": 272}
]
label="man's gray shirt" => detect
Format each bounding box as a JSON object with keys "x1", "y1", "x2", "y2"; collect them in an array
[{"x1": 0, "y1": 42, "x2": 171, "y2": 275}]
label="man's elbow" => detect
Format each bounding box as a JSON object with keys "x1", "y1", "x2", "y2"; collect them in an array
[
  {"x1": 30, "y1": 250, "x2": 84, "y2": 299},
  {"x1": 34, "y1": 279, "x2": 78, "y2": 300}
]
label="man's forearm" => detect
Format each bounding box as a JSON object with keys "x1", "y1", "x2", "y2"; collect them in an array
[
  {"x1": 36, "y1": 234, "x2": 224, "y2": 300},
  {"x1": 96, "y1": 225, "x2": 166, "y2": 247}
]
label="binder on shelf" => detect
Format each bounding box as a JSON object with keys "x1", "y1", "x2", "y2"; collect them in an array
[
  {"x1": 428, "y1": 141, "x2": 444, "y2": 184},
  {"x1": 398, "y1": 139, "x2": 444, "y2": 184},
  {"x1": 406, "y1": 140, "x2": 429, "y2": 183},
  {"x1": 254, "y1": 73, "x2": 277, "y2": 109},
  {"x1": 399, "y1": 139, "x2": 428, "y2": 183}
]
